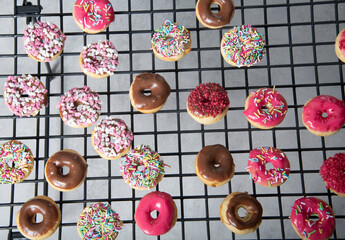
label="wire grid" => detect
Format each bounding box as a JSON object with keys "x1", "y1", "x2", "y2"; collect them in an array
[{"x1": 0, "y1": 0, "x2": 344, "y2": 239}]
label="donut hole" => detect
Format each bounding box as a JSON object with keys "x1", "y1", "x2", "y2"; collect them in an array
[
  {"x1": 237, "y1": 207, "x2": 249, "y2": 219},
  {"x1": 33, "y1": 213, "x2": 43, "y2": 224},
  {"x1": 60, "y1": 166, "x2": 70, "y2": 175},
  {"x1": 143, "y1": 89, "x2": 152, "y2": 96},
  {"x1": 322, "y1": 112, "x2": 328, "y2": 118},
  {"x1": 210, "y1": 3, "x2": 221, "y2": 13},
  {"x1": 137, "y1": 165, "x2": 145, "y2": 172},
  {"x1": 214, "y1": 163, "x2": 220, "y2": 168},
  {"x1": 265, "y1": 162, "x2": 275, "y2": 171},
  {"x1": 150, "y1": 210, "x2": 159, "y2": 219},
  {"x1": 308, "y1": 214, "x2": 320, "y2": 223}
]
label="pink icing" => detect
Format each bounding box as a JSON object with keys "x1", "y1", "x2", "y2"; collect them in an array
[
  {"x1": 23, "y1": 21, "x2": 66, "y2": 62},
  {"x1": 81, "y1": 40, "x2": 119, "y2": 75},
  {"x1": 339, "y1": 30, "x2": 345, "y2": 55},
  {"x1": 73, "y1": 0, "x2": 115, "y2": 32},
  {"x1": 247, "y1": 147, "x2": 290, "y2": 187},
  {"x1": 243, "y1": 88, "x2": 288, "y2": 128},
  {"x1": 4, "y1": 75, "x2": 47, "y2": 117},
  {"x1": 290, "y1": 197, "x2": 335, "y2": 240},
  {"x1": 302, "y1": 95, "x2": 345, "y2": 133},
  {"x1": 135, "y1": 191, "x2": 176, "y2": 236},
  {"x1": 92, "y1": 117, "x2": 133, "y2": 158},
  {"x1": 57, "y1": 86, "x2": 101, "y2": 127}
]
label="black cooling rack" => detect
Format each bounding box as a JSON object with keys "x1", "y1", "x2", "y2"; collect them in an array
[{"x1": 0, "y1": 0, "x2": 344, "y2": 239}]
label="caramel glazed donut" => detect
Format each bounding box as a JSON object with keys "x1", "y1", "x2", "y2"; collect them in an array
[
  {"x1": 129, "y1": 73, "x2": 171, "y2": 114},
  {"x1": 16, "y1": 196, "x2": 61, "y2": 240},
  {"x1": 196, "y1": 0, "x2": 235, "y2": 29}
]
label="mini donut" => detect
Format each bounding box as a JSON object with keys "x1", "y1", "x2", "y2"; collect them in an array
[
  {"x1": 195, "y1": 144, "x2": 235, "y2": 187},
  {"x1": 79, "y1": 40, "x2": 119, "y2": 79},
  {"x1": 221, "y1": 25, "x2": 265, "y2": 67},
  {"x1": 195, "y1": 0, "x2": 235, "y2": 29},
  {"x1": 243, "y1": 87, "x2": 288, "y2": 129},
  {"x1": 320, "y1": 153, "x2": 345, "y2": 197},
  {"x1": 45, "y1": 149, "x2": 88, "y2": 192},
  {"x1": 302, "y1": 95, "x2": 345, "y2": 137},
  {"x1": 91, "y1": 117, "x2": 133, "y2": 160},
  {"x1": 335, "y1": 28, "x2": 345, "y2": 63},
  {"x1": 16, "y1": 195, "x2": 61, "y2": 240},
  {"x1": 151, "y1": 20, "x2": 191, "y2": 61},
  {"x1": 220, "y1": 192, "x2": 263, "y2": 235},
  {"x1": 4, "y1": 75, "x2": 47, "y2": 117},
  {"x1": 77, "y1": 202, "x2": 122, "y2": 239},
  {"x1": 187, "y1": 82, "x2": 229, "y2": 125},
  {"x1": 0, "y1": 140, "x2": 34, "y2": 184},
  {"x1": 290, "y1": 197, "x2": 335, "y2": 240},
  {"x1": 135, "y1": 191, "x2": 177, "y2": 236},
  {"x1": 120, "y1": 145, "x2": 166, "y2": 190},
  {"x1": 23, "y1": 21, "x2": 66, "y2": 62},
  {"x1": 129, "y1": 73, "x2": 171, "y2": 114},
  {"x1": 57, "y1": 86, "x2": 101, "y2": 128},
  {"x1": 247, "y1": 147, "x2": 290, "y2": 187},
  {"x1": 73, "y1": 0, "x2": 115, "y2": 34}
]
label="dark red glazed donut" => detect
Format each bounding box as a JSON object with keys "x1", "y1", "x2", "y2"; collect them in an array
[{"x1": 135, "y1": 191, "x2": 177, "y2": 236}]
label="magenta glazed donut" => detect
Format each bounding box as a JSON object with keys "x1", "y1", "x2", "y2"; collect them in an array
[{"x1": 135, "y1": 191, "x2": 177, "y2": 236}]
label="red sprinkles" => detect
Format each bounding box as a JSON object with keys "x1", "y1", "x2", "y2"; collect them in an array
[
  {"x1": 320, "y1": 153, "x2": 345, "y2": 194},
  {"x1": 187, "y1": 83, "x2": 229, "y2": 118}
]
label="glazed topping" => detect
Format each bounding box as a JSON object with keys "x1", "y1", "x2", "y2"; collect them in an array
[
  {"x1": 151, "y1": 20, "x2": 191, "y2": 58},
  {"x1": 226, "y1": 192, "x2": 263, "y2": 230},
  {"x1": 0, "y1": 140, "x2": 33, "y2": 184},
  {"x1": 73, "y1": 0, "x2": 115, "y2": 31},
  {"x1": 221, "y1": 25, "x2": 265, "y2": 67},
  {"x1": 120, "y1": 145, "x2": 165, "y2": 189},
  {"x1": 78, "y1": 203, "x2": 122, "y2": 239},
  {"x1": 320, "y1": 153, "x2": 345, "y2": 194},
  {"x1": 290, "y1": 197, "x2": 335, "y2": 240},
  {"x1": 135, "y1": 191, "x2": 176, "y2": 236},
  {"x1": 338, "y1": 30, "x2": 345, "y2": 54},
  {"x1": 197, "y1": 0, "x2": 234, "y2": 27},
  {"x1": 247, "y1": 147, "x2": 290, "y2": 187},
  {"x1": 187, "y1": 82, "x2": 229, "y2": 118},
  {"x1": 81, "y1": 40, "x2": 119, "y2": 75},
  {"x1": 302, "y1": 95, "x2": 345, "y2": 132},
  {"x1": 18, "y1": 198, "x2": 59, "y2": 238},
  {"x1": 23, "y1": 21, "x2": 66, "y2": 62},
  {"x1": 57, "y1": 86, "x2": 101, "y2": 127},
  {"x1": 93, "y1": 117, "x2": 133, "y2": 158},
  {"x1": 196, "y1": 144, "x2": 234, "y2": 184},
  {"x1": 4, "y1": 75, "x2": 47, "y2": 117},
  {"x1": 243, "y1": 87, "x2": 288, "y2": 127},
  {"x1": 45, "y1": 150, "x2": 88, "y2": 190},
  {"x1": 131, "y1": 73, "x2": 171, "y2": 110}
]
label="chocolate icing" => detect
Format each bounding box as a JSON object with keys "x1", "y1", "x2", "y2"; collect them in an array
[
  {"x1": 196, "y1": 144, "x2": 234, "y2": 184},
  {"x1": 45, "y1": 150, "x2": 88, "y2": 190},
  {"x1": 18, "y1": 198, "x2": 59, "y2": 237},
  {"x1": 197, "y1": 0, "x2": 235, "y2": 28},
  {"x1": 131, "y1": 73, "x2": 171, "y2": 110},
  {"x1": 226, "y1": 192, "x2": 263, "y2": 230}
]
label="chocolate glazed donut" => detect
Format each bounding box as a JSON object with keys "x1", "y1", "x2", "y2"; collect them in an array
[
  {"x1": 129, "y1": 73, "x2": 171, "y2": 114},
  {"x1": 16, "y1": 196, "x2": 61, "y2": 240},
  {"x1": 195, "y1": 144, "x2": 235, "y2": 187},
  {"x1": 196, "y1": 0, "x2": 235, "y2": 29},
  {"x1": 45, "y1": 150, "x2": 88, "y2": 191}
]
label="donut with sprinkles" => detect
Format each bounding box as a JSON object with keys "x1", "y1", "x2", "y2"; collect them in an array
[
  {"x1": 57, "y1": 86, "x2": 101, "y2": 128},
  {"x1": 77, "y1": 202, "x2": 122, "y2": 239},
  {"x1": 221, "y1": 25, "x2": 265, "y2": 67},
  {"x1": 4, "y1": 75, "x2": 48, "y2": 117},
  {"x1": 91, "y1": 117, "x2": 133, "y2": 160},
  {"x1": 73, "y1": 0, "x2": 115, "y2": 34},
  {"x1": 151, "y1": 20, "x2": 192, "y2": 61},
  {"x1": 0, "y1": 140, "x2": 34, "y2": 184},
  {"x1": 243, "y1": 87, "x2": 288, "y2": 129},
  {"x1": 23, "y1": 21, "x2": 66, "y2": 62},
  {"x1": 120, "y1": 145, "x2": 166, "y2": 190},
  {"x1": 79, "y1": 40, "x2": 119, "y2": 79}
]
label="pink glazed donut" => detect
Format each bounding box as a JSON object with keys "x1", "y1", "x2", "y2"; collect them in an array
[
  {"x1": 135, "y1": 191, "x2": 177, "y2": 236},
  {"x1": 73, "y1": 0, "x2": 115, "y2": 34},
  {"x1": 247, "y1": 147, "x2": 290, "y2": 187},
  {"x1": 243, "y1": 87, "x2": 288, "y2": 129},
  {"x1": 302, "y1": 95, "x2": 345, "y2": 137},
  {"x1": 290, "y1": 197, "x2": 335, "y2": 240}
]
